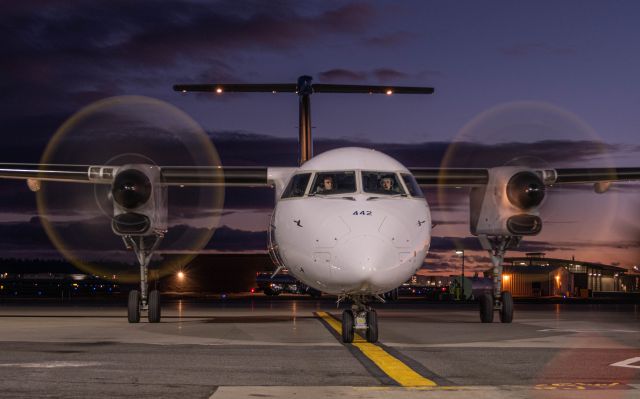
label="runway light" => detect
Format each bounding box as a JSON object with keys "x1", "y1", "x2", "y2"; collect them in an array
[
  {"x1": 177, "y1": 271, "x2": 185, "y2": 280},
  {"x1": 386, "y1": 89, "x2": 393, "y2": 95},
  {"x1": 216, "y1": 87, "x2": 223, "y2": 94},
  {"x1": 250, "y1": 288, "x2": 255, "y2": 294}
]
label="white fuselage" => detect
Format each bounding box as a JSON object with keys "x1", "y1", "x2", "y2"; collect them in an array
[{"x1": 269, "y1": 147, "x2": 431, "y2": 296}]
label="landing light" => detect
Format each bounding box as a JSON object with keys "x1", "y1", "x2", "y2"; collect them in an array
[
  {"x1": 216, "y1": 87, "x2": 223, "y2": 94},
  {"x1": 177, "y1": 271, "x2": 185, "y2": 280},
  {"x1": 386, "y1": 89, "x2": 393, "y2": 95}
]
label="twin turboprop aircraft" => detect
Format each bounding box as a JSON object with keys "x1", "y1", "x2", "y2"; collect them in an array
[{"x1": 1, "y1": 75, "x2": 639, "y2": 343}]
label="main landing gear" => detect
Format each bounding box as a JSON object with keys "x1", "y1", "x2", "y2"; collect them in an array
[
  {"x1": 124, "y1": 234, "x2": 163, "y2": 323},
  {"x1": 478, "y1": 235, "x2": 520, "y2": 324},
  {"x1": 341, "y1": 296, "x2": 378, "y2": 343}
]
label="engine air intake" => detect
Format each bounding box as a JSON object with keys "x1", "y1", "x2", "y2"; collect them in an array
[
  {"x1": 112, "y1": 169, "x2": 152, "y2": 209},
  {"x1": 506, "y1": 171, "x2": 545, "y2": 210}
]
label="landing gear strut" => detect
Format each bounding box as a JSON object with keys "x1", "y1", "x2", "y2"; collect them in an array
[
  {"x1": 124, "y1": 234, "x2": 163, "y2": 323},
  {"x1": 478, "y1": 235, "x2": 520, "y2": 324},
  {"x1": 340, "y1": 296, "x2": 379, "y2": 343}
]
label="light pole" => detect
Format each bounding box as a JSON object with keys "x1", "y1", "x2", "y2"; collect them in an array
[{"x1": 455, "y1": 249, "x2": 465, "y2": 299}]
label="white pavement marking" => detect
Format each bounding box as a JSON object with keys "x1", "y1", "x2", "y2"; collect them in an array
[
  {"x1": 611, "y1": 357, "x2": 640, "y2": 369},
  {"x1": 538, "y1": 328, "x2": 639, "y2": 333},
  {"x1": 0, "y1": 361, "x2": 102, "y2": 368}
]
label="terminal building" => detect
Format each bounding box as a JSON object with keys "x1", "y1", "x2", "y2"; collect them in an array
[{"x1": 494, "y1": 253, "x2": 637, "y2": 297}]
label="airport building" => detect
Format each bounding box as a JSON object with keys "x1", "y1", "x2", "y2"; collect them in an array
[{"x1": 495, "y1": 253, "x2": 633, "y2": 297}]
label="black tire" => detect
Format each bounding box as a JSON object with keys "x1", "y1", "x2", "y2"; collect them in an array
[
  {"x1": 479, "y1": 292, "x2": 494, "y2": 323},
  {"x1": 341, "y1": 310, "x2": 354, "y2": 343},
  {"x1": 148, "y1": 290, "x2": 161, "y2": 323},
  {"x1": 366, "y1": 309, "x2": 378, "y2": 343},
  {"x1": 128, "y1": 290, "x2": 140, "y2": 323},
  {"x1": 500, "y1": 291, "x2": 514, "y2": 323},
  {"x1": 264, "y1": 287, "x2": 280, "y2": 296}
]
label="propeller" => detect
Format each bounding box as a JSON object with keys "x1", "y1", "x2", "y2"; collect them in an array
[
  {"x1": 434, "y1": 100, "x2": 620, "y2": 264},
  {"x1": 35, "y1": 95, "x2": 224, "y2": 283}
]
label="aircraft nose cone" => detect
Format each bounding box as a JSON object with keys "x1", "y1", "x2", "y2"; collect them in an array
[{"x1": 332, "y1": 234, "x2": 399, "y2": 292}]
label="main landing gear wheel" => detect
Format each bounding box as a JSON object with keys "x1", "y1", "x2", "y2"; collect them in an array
[
  {"x1": 499, "y1": 291, "x2": 514, "y2": 323},
  {"x1": 479, "y1": 293, "x2": 494, "y2": 323},
  {"x1": 148, "y1": 290, "x2": 161, "y2": 323},
  {"x1": 366, "y1": 309, "x2": 378, "y2": 343},
  {"x1": 342, "y1": 310, "x2": 355, "y2": 343},
  {"x1": 128, "y1": 290, "x2": 140, "y2": 323}
]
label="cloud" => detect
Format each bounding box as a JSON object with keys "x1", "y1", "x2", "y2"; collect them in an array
[
  {"x1": 318, "y1": 69, "x2": 368, "y2": 82},
  {"x1": 372, "y1": 68, "x2": 409, "y2": 81},
  {"x1": 0, "y1": 2, "x2": 377, "y2": 118},
  {"x1": 317, "y1": 67, "x2": 419, "y2": 83}
]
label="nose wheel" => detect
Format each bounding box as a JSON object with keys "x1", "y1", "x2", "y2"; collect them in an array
[
  {"x1": 341, "y1": 297, "x2": 379, "y2": 343},
  {"x1": 341, "y1": 310, "x2": 354, "y2": 343}
]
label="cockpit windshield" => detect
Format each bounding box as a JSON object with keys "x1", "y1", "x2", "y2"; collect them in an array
[
  {"x1": 310, "y1": 171, "x2": 356, "y2": 195},
  {"x1": 281, "y1": 173, "x2": 311, "y2": 198},
  {"x1": 362, "y1": 171, "x2": 406, "y2": 195},
  {"x1": 401, "y1": 173, "x2": 424, "y2": 198}
]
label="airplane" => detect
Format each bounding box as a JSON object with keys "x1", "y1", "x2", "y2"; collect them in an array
[{"x1": 1, "y1": 75, "x2": 639, "y2": 343}]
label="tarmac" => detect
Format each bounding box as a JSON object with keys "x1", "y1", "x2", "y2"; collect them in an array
[{"x1": 0, "y1": 296, "x2": 638, "y2": 398}]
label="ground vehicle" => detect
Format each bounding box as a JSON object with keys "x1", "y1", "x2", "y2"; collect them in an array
[{"x1": 255, "y1": 272, "x2": 321, "y2": 297}]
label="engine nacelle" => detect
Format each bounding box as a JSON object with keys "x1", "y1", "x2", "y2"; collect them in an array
[
  {"x1": 111, "y1": 164, "x2": 167, "y2": 236},
  {"x1": 470, "y1": 167, "x2": 550, "y2": 236}
]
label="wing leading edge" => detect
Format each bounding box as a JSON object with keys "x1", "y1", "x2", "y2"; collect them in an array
[{"x1": 0, "y1": 164, "x2": 270, "y2": 186}]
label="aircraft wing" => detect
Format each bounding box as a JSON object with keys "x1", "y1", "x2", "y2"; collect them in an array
[
  {"x1": 0, "y1": 164, "x2": 271, "y2": 186},
  {"x1": 409, "y1": 167, "x2": 640, "y2": 186},
  {"x1": 3, "y1": 164, "x2": 640, "y2": 187}
]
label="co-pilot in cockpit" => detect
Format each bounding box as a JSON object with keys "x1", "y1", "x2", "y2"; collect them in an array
[{"x1": 362, "y1": 171, "x2": 404, "y2": 195}]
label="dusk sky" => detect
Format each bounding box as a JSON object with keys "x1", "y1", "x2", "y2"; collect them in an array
[{"x1": 2, "y1": 0, "x2": 640, "y2": 276}]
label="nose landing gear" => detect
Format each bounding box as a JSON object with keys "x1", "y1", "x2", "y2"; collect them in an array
[{"x1": 341, "y1": 296, "x2": 379, "y2": 343}]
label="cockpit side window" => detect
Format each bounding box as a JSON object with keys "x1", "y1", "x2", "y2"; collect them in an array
[
  {"x1": 281, "y1": 173, "x2": 311, "y2": 198},
  {"x1": 401, "y1": 173, "x2": 424, "y2": 198},
  {"x1": 362, "y1": 171, "x2": 406, "y2": 195},
  {"x1": 310, "y1": 171, "x2": 356, "y2": 195}
]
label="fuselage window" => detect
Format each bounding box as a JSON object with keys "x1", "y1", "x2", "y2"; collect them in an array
[
  {"x1": 310, "y1": 171, "x2": 356, "y2": 195},
  {"x1": 401, "y1": 173, "x2": 424, "y2": 198},
  {"x1": 281, "y1": 173, "x2": 311, "y2": 198},
  {"x1": 362, "y1": 171, "x2": 406, "y2": 195}
]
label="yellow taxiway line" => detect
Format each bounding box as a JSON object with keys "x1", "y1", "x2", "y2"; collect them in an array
[{"x1": 315, "y1": 311, "x2": 437, "y2": 387}]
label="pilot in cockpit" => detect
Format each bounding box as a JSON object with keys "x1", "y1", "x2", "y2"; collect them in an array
[
  {"x1": 380, "y1": 175, "x2": 394, "y2": 192},
  {"x1": 318, "y1": 175, "x2": 335, "y2": 193}
]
